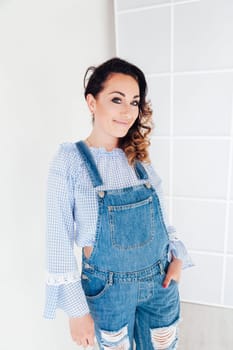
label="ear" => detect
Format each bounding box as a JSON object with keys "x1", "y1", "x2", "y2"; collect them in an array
[{"x1": 86, "y1": 93, "x2": 96, "y2": 115}]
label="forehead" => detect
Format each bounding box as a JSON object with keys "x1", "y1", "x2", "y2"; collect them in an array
[{"x1": 103, "y1": 73, "x2": 139, "y2": 94}]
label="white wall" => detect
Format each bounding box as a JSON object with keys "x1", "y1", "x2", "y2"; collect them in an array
[
  {"x1": 114, "y1": 0, "x2": 233, "y2": 348},
  {"x1": 114, "y1": 0, "x2": 233, "y2": 309},
  {"x1": 0, "y1": 1, "x2": 115, "y2": 349}
]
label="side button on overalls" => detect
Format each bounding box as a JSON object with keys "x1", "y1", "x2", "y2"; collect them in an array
[{"x1": 75, "y1": 141, "x2": 180, "y2": 350}]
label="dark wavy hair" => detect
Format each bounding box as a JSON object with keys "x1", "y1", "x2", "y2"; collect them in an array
[{"x1": 83, "y1": 57, "x2": 154, "y2": 165}]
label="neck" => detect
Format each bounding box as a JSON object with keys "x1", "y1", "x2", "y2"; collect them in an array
[{"x1": 85, "y1": 133, "x2": 119, "y2": 152}]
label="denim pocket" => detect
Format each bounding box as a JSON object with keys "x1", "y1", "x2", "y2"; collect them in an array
[
  {"x1": 108, "y1": 196, "x2": 155, "y2": 249},
  {"x1": 170, "y1": 278, "x2": 179, "y2": 286},
  {"x1": 81, "y1": 272, "x2": 111, "y2": 300}
]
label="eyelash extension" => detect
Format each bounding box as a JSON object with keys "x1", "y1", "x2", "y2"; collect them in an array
[
  {"x1": 112, "y1": 97, "x2": 121, "y2": 104},
  {"x1": 111, "y1": 98, "x2": 139, "y2": 106}
]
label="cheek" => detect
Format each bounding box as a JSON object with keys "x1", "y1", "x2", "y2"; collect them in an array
[
  {"x1": 132, "y1": 107, "x2": 139, "y2": 119},
  {"x1": 98, "y1": 102, "x2": 116, "y2": 115}
]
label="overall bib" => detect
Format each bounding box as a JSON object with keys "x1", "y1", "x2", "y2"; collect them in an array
[{"x1": 76, "y1": 141, "x2": 180, "y2": 350}]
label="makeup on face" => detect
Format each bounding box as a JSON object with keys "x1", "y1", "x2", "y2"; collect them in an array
[{"x1": 86, "y1": 73, "x2": 140, "y2": 148}]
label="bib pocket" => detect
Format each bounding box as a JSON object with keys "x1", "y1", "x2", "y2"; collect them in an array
[{"x1": 108, "y1": 195, "x2": 155, "y2": 250}]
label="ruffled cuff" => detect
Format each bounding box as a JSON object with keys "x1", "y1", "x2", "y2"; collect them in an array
[
  {"x1": 168, "y1": 239, "x2": 194, "y2": 270},
  {"x1": 43, "y1": 273, "x2": 89, "y2": 319}
]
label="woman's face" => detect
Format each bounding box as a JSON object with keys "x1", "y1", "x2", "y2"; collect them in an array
[{"x1": 86, "y1": 73, "x2": 140, "y2": 141}]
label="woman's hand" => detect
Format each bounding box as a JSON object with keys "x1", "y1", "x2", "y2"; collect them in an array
[
  {"x1": 162, "y1": 256, "x2": 183, "y2": 288},
  {"x1": 69, "y1": 313, "x2": 95, "y2": 348}
]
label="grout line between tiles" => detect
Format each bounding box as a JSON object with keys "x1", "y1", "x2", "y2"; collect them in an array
[
  {"x1": 220, "y1": 91, "x2": 233, "y2": 304},
  {"x1": 169, "y1": 3, "x2": 174, "y2": 223},
  {"x1": 188, "y1": 250, "x2": 233, "y2": 258},
  {"x1": 147, "y1": 68, "x2": 233, "y2": 78},
  {"x1": 116, "y1": 0, "x2": 201, "y2": 15},
  {"x1": 180, "y1": 299, "x2": 233, "y2": 310},
  {"x1": 172, "y1": 0, "x2": 201, "y2": 5},
  {"x1": 117, "y1": 3, "x2": 171, "y2": 14},
  {"x1": 164, "y1": 195, "x2": 231, "y2": 203},
  {"x1": 151, "y1": 135, "x2": 231, "y2": 140},
  {"x1": 113, "y1": 0, "x2": 119, "y2": 55}
]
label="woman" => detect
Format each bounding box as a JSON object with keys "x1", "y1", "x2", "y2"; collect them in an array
[{"x1": 43, "y1": 57, "x2": 193, "y2": 349}]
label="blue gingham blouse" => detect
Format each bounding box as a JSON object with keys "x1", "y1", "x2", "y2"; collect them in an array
[{"x1": 43, "y1": 142, "x2": 193, "y2": 319}]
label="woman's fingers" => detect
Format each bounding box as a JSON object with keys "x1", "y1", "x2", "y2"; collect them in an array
[
  {"x1": 163, "y1": 273, "x2": 172, "y2": 288},
  {"x1": 162, "y1": 257, "x2": 182, "y2": 288},
  {"x1": 87, "y1": 335, "x2": 95, "y2": 346},
  {"x1": 77, "y1": 337, "x2": 93, "y2": 348},
  {"x1": 69, "y1": 313, "x2": 95, "y2": 348},
  {"x1": 76, "y1": 335, "x2": 95, "y2": 348}
]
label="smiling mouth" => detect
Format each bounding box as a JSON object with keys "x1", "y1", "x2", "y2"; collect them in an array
[{"x1": 113, "y1": 120, "x2": 130, "y2": 126}]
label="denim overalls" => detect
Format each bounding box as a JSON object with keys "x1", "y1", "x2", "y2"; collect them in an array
[{"x1": 76, "y1": 141, "x2": 180, "y2": 350}]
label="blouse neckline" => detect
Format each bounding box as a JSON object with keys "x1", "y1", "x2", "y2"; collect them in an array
[{"x1": 82, "y1": 141, "x2": 125, "y2": 156}]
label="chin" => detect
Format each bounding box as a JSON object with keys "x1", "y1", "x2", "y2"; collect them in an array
[
  {"x1": 114, "y1": 128, "x2": 130, "y2": 137},
  {"x1": 115, "y1": 131, "x2": 129, "y2": 138}
]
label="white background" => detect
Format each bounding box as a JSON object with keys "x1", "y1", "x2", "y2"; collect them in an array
[{"x1": 0, "y1": 1, "x2": 115, "y2": 349}]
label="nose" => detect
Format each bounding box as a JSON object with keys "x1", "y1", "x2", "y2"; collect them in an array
[{"x1": 120, "y1": 102, "x2": 131, "y2": 118}]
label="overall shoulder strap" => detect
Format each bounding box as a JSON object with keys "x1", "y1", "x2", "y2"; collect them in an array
[
  {"x1": 134, "y1": 161, "x2": 149, "y2": 180},
  {"x1": 75, "y1": 141, "x2": 103, "y2": 187}
]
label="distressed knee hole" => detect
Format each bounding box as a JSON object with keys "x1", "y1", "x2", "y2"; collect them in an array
[
  {"x1": 100, "y1": 324, "x2": 130, "y2": 350},
  {"x1": 150, "y1": 325, "x2": 177, "y2": 350}
]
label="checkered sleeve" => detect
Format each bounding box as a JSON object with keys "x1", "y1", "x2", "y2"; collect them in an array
[
  {"x1": 43, "y1": 144, "x2": 89, "y2": 319},
  {"x1": 145, "y1": 163, "x2": 194, "y2": 269}
]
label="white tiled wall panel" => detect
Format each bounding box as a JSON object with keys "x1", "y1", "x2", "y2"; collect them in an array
[
  {"x1": 173, "y1": 0, "x2": 200, "y2": 2},
  {"x1": 173, "y1": 198, "x2": 226, "y2": 252},
  {"x1": 150, "y1": 139, "x2": 170, "y2": 195},
  {"x1": 231, "y1": 160, "x2": 233, "y2": 200},
  {"x1": 116, "y1": 0, "x2": 171, "y2": 11},
  {"x1": 173, "y1": 140, "x2": 229, "y2": 199},
  {"x1": 147, "y1": 76, "x2": 171, "y2": 136},
  {"x1": 114, "y1": 0, "x2": 233, "y2": 308},
  {"x1": 174, "y1": 0, "x2": 233, "y2": 71},
  {"x1": 228, "y1": 203, "x2": 233, "y2": 254},
  {"x1": 179, "y1": 253, "x2": 223, "y2": 304},
  {"x1": 117, "y1": 7, "x2": 170, "y2": 74},
  {"x1": 173, "y1": 74, "x2": 233, "y2": 136},
  {"x1": 224, "y1": 256, "x2": 233, "y2": 307}
]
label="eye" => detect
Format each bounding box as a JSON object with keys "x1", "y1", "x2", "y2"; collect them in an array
[
  {"x1": 112, "y1": 97, "x2": 122, "y2": 104},
  {"x1": 131, "y1": 100, "x2": 139, "y2": 107}
]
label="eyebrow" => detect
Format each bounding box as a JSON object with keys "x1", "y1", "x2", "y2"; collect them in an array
[{"x1": 109, "y1": 91, "x2": 140, "y2": 99}]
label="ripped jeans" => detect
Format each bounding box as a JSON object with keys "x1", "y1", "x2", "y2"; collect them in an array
[{"x1": 81, "y1": 257, "x2": 180, "y2": 350}]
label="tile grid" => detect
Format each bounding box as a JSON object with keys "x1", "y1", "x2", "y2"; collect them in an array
[
  {"x1": 157, "y1": 3, "x2": 232, "y2": 280},
  {"x1": 114, "y1": 0, "x2": 233, "y2": 308}
]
